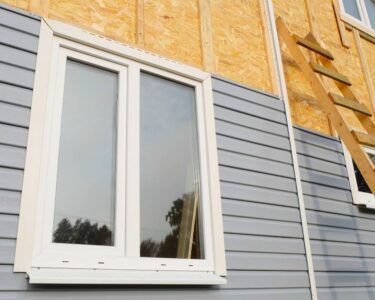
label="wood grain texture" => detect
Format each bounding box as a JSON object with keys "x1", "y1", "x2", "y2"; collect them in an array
[
  {"x1": 48, "y1": 0, "x2": 136, "y2": 44},
  {"x1": 198, "y1": 0, "x2": 214, "y2": 73},
  {"x1": 353, "y1": 29, "x2": 375, "y2": 121},
  {"x1": 211, "y1": 0, "x2": 273, "y2": 93},
  {"x1": 143, "y1": 0, "x2": 202, "y2": 67}
]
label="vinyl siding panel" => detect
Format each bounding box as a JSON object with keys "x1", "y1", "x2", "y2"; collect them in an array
[
  {"x1": 0, "y1": 4, "x2": 311, "y2": 299},
  {"x1": 295, "y1": 126, "x2": 375, "y2": 300}
]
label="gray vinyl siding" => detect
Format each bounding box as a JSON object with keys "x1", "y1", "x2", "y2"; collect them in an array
[
  {"x1": 295, "y1": 126, "x2": 375, "y2": 300},
  {"x1": 0, "y1": 5, "x2": 38, "y2": 280}
]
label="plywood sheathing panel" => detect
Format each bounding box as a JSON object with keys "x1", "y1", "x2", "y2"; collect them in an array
[
  {"x1": 361, "y1": 37, "x2": 375, "y2": 118},
  {"x1": 211, "y1": 0, "x2": 273, "y2": 93},
  {"x1": 48, "y1": 0, "x2": 136, "y2": 44},
  {"x1": 273, "y1": 0, "x2": 332, "y2": 134},
  {"x1": 314, "y1": 0, "x2": 371, "y2": 132},
  {"x1": 1, "y1": 0, "x2": 28, "y2": 9},
  {"x1": 143, "y1": 0, "x2": 202, "y2": 68}
]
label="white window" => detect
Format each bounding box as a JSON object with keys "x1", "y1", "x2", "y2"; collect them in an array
[
  {"x1": 340, "y1": 0, "x2": 375, "y2": 34},
  {"x1": 343, "y1": 144, "x2": 375, "y2": 208},
  {"x1": 14, "y1": 19, "x2": 226, "y2": 285}
]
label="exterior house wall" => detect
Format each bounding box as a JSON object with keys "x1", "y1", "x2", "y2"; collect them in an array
[
  {"x1": 1, "y1": 0, "x2": 375, "y2": 137},
  {"x1": 0, "y1": 4, "x2": 313, "y2": 299},
  {"x1": 295, "y1": 126, "x2": 375, "y2": 300}
]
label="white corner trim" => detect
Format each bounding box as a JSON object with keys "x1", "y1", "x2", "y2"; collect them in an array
[
  {"x1": 14, "y1": 19, "x2": 55, "y2": 273},
  {"x1": 43, "y1": 18, "x2": 209, "y2": 81},
  {"x1": 265, "y1": 1, "x2": 318, "y2": 299},
  {"x1": 202, "y1": 76, "x2": 227, "y2": 276}
]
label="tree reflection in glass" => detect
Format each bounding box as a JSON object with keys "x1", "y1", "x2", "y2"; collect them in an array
[
  {"x1": 140, "y1": 72, "x2": 203, "y2": 259},
  {"x1": 353, "y1": 153, "x2": 375, "y2": 193},
  {"x1": 52, "y1": 60, "x2": 117, "y2": 246}
]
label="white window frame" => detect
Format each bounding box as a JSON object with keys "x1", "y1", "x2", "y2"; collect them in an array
[
  {"x1": 339, "y1": 0, "x2": 375, "y2": 37},
  {"x1": 14, "y1": 18, "x2": 226, "y2": 285},
  {"x1": 343, "y1": 144, "x2": 375, "y2": 209}
]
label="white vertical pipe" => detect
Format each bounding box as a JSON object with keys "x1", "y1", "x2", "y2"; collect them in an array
[{"x1": 264, "y1": 1, "x2": 318, "y2": 299}]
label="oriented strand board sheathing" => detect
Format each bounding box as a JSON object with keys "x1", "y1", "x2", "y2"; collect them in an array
[
  {"x1": 211, "y1": 0, "x2": 273, "y2": 93},
  {"x1": 362, "y1": 38, "x2": 375, "y2": 117},
  {"x1": 273, "y1": 0, "x2": 332, "y2": 134},
  {"x1": 48, "y1": 0, "x2": 136, "y2": 44},
  {"x1": 143, "y1": 0, "x2": 202, "y2": 67},
  {"x1": 2, "y1": 0, "x2": 375, "y2": 136},
  {"x1": 1, "y1": 0, "x2": 27, "y2": 9}
]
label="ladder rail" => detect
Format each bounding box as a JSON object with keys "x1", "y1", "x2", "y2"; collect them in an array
[{"x1": 276, "y1": 17, "x2": 375, "y2": 194}]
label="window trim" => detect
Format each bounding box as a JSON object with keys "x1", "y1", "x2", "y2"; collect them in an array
[
  {"x1": 343, "y1": 143, "x2": 375, "y2": 208},
  {"x1": 14, "y1": 18, "x2": 226, "y2": 284},
  {"x1": 339, "y1": 0, "x2": 375, "y2": 37}
]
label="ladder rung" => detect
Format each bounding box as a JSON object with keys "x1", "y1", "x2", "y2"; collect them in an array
[
  {"x1": 329, "y1": 93, "x2": 373, "y2": 116},
  {"x1": 310, "y1": 62, "x2": 352, "y2": 86},
  {"x1": 353, "y1": 131, "x2": 375, "y2": 148},
  {"x1": 294, "y1": 34, "x2": 334, "y2": 60}
]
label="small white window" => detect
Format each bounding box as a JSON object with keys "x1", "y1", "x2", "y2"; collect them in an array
[
  {"x1": 340, "y1": 0, "x2": 375, "y2": 34},
  {"x1": 14, "y1": 19, "x2": 226, "y2": 285},
  {"x1": 343, "y1": 144, "x2": 375, "y2": 208}
]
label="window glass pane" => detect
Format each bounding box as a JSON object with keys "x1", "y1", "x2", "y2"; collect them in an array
[
  {"x1": 140, "y1": 72, "x2": 203, "y2": 259},
  {"x1": 364, "y1": 0, "x2": 375, "y2": 28},
  {"x1": 53, "y1": 59, "x2": 118, "y2": 246},
  {"x1": 343, "y1": 0, "x2": 362, "y2": 20},
  {"x1": 353, "y1": 152, "x2": 375, "y2": 193}
]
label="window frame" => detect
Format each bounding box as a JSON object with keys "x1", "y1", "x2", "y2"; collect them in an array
[
  {"x1": 339, "y1": 0, "x2": 375, "y2": 37},
  {"x1": 343, "y1": 144, "x2": 375, "y2": 208},
  {"x1": 14, "y1": 18, "x2": 226, "y2": 285}
]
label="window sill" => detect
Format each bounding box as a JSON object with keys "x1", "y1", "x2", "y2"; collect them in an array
[
  {"x1": 355, "y1": 192, "x2": 375, "y2": 209},
  {"x1": 28, "y1": 267, "x2": 227, "y2": 285}
]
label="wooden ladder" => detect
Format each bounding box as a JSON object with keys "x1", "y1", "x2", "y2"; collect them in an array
[{"x1": 276, "y1": 17, "x2": 375, "y2": 195}]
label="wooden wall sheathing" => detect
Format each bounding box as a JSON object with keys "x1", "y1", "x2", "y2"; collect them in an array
[
  {"x1": 48, "y1": 0, "x2": 136, "y2": 44},
  {"x1": 143, "y1": 0, "x2": 202, "y2": 68},
  {"x1": 210, "y1": 0, "x2": 273, "y2": 93},
  {"x1": 1, "y1": 0, "x2": 28, "y2": 10},
  {"x1": 1, "y1": 0, "x2": 375, "y2": 136},
  {"x1": 361, "y1": 38, "x2": 375, "y2": 118}
]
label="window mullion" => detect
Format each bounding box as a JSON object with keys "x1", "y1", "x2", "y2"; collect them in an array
[
  {"x1": 125, "y1": 64, "x2": 140, "y2": 257},
  {"x1": 115, "y1": 67, "x2": 128, "y2": 256}
]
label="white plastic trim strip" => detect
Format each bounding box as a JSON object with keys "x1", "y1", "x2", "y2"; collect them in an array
[
  {"x1": 29, "y1": 268, "x2": 226, "y2": 285},
  {"x1": 264, "y1": 1, "x2": 318, "y2": 299}
]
